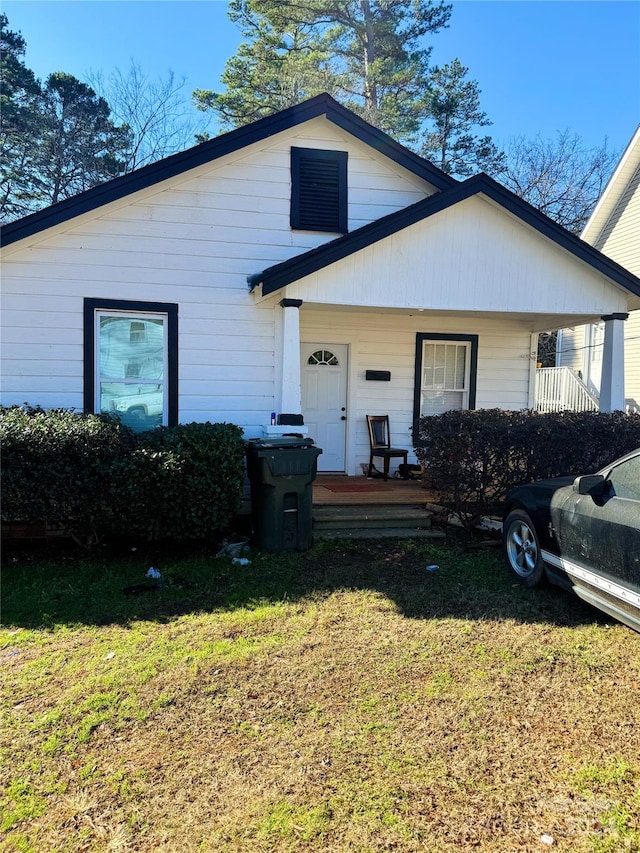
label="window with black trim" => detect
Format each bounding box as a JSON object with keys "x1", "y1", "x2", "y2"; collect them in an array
[
  {"x1": 291, "y1": 147, "x2": 348, "y2": 233},
  {"x1": 84, "y1": 298, "x2": 178, "y2": 431},
  {"x1": 413, "y1": 333, "x2": 478, "y2": 434}
]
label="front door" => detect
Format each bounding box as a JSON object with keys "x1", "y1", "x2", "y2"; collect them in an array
[{"x1": 301, "y1": 343, "x2": 348, "y2": 472}]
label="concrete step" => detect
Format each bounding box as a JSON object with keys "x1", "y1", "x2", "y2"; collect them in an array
[
  {"x1": 314, "y1": 526, "x2": 446, "y2": 541},
  {"x1": 313, "y1": 504, "x2": 433, "y2": 531}
]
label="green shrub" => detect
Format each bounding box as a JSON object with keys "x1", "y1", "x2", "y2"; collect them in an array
[
  {"x1": 0, "y1": 405, "x2": 134, "y2": 543},
  {"x1": 1, "y1": 407, "x2": 245, "y2": 543},
  {"x1": 415, "y1": 409, "x2": 640, "y2": 527},
  {"x1": 110, "y1": 422, "x2": 245, "y2": 540}
]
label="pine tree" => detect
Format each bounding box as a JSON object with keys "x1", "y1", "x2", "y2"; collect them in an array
[
  {"x1": 420, "y1": 59, "x2": 504, "y2": 178},
  {"x1": 35, "y1": 72, "x2": 131, "y2": 205},
  {"x1": 0, "y1": 14, "x2": 42, "y2": 220},
  {"x1": 194, "y1": 0, "x2": 452, "y2": 143}
]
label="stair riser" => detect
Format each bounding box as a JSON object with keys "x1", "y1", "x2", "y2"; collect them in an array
[
  {"x1": 314, "y1": 528, "x2": 445, "y2": 541},
  {"x1": 314, "y1": 518, "x2": 430, "y2": 531}
]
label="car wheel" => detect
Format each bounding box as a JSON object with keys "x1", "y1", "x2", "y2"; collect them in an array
[
  {"x1": 126, "y1": 407, "x2": 146, "y2": 425},
  {"x1": 502, "y1": 509, "x2": 546, "y2": 587}
]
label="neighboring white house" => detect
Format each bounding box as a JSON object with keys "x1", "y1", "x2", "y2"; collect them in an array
[
  {"x1": 2, "y1": 95, "x2": 640, "y2": 474},
  {"x1": 556, "y1": 125, "x2": 640, "y2": 412}
]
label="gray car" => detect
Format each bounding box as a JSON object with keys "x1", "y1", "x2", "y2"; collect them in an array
[{"x1": 502, "y1": 448, "x2": 640, "y2": 632}]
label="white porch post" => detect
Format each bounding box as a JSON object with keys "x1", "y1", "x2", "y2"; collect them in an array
[
  {"x1": 599, "y1": 312, "x2": 628, "y2": 412},
  {"x1": 279, "y1": 298, "x2": 303, "y2": 416}
]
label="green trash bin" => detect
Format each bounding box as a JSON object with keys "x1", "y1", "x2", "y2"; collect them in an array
[{"x1": 245, "y1": 437, "x2": 322, "y2": 552}]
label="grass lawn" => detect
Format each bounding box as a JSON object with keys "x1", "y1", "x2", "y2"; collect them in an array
[{"x1": 1, "y1": 534, "x2": 639, "y2": 852}]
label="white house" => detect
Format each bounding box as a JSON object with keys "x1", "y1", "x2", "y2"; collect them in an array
[
  {"x1": 556, "y1": 125, "x2": 640, "y2": 412},
  {"x1": 2, "y1": 95, "x2": 639, "y2": 474}
]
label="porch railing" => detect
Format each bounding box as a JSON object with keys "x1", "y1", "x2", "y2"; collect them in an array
[{"x1": 535, "y1": 367, "x2": 599, "y2": 413}]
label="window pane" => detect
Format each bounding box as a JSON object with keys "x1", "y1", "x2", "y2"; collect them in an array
[
  {"x1": 98, "y1": 315, "x2": 165, "y2": 431},
  {"x1": 420, "y1": 339, "x2": 470, "y2": 417},
  {"x1": 444, "y1": 345, "x2": 457, "y2": 388},
  {"x1": 608, "y1": 457, "x2": 640, "y2": 500},
  {"x1": 421, "y1": 390, "x2": 464, "y2": 415},
  {"x1": 455, "y1": 347, "x2": 466, "y2": 390}
]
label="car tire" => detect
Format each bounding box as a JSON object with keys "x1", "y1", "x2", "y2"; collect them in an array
[{"x1": 502, "y1": 509, "x2": 546, "y2": 588}]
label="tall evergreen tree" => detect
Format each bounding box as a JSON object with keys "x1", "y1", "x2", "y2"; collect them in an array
[
  {"x1": 35, "y1": 72, "x2": 131, "y2": 205},
  {"x1": 194, "y1": 0, "x2": 452, "y2": 143},
  {"x1": 0, "y1": 14, "x2": 42, "y2": 220},
  {"x1": 195, "y1": 5, "x2": 335, "y2": 128},
  {"x1": 420, "y1": 59, "x2": 504, "y2": 178},
  {"x1": 1, "y1": 16, "x2": 132, "y2": 221}
]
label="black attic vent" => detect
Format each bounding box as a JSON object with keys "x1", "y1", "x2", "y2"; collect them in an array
[{"x1": 291, "y1": 147, "x2": 347, "y2": 233}]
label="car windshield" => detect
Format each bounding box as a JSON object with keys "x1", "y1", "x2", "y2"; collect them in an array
[{"x1": 606, "y1": 455, "x2": 640, "y2": 501}]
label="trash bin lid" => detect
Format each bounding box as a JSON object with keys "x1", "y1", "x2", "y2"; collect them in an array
[{"x1": 246, "y1": 436, "x2": 316, "y2": 450}]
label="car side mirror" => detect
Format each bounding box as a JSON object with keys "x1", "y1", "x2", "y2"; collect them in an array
[{"x1": 573, "y1": 474, "x2": 606, "y2": 496}]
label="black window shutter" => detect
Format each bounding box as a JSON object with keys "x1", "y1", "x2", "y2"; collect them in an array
[{"x1": 291, "y1": 148, "x2": 347, "y2": 233}]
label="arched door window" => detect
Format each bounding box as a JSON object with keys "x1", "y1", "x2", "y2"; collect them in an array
[{"x1": 307, "y1": 349, "x2": 340, "y2": 366}]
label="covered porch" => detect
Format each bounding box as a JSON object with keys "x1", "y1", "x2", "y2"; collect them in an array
[{"x1": 249, "y1": 174, "x2": 640, "y2": 475}]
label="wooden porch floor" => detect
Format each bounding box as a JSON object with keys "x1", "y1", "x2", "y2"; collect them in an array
[{"x1": 313, "y1": 474, "x2": 440, "y2": 506}]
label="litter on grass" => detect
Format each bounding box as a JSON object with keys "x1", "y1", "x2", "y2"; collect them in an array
[
  {"x1": 146, "y1": 567, "x2": 161, "y2": 579},
  {"x1": 426, "y1": 565, "x2": 440, "y2": 572},
  {"x1": 216, "y1": 538, "x2": 250, "y2": 558}
]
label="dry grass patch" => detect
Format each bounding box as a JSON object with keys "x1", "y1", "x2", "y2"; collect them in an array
[{"x1": 2, "y1": 537, "x2": 639, "y2": 852}]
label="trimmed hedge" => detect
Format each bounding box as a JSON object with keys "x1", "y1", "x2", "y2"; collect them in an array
[
  {"x1": 109, "y1": 422, "x2": 246, "y2": 541},
  {"x1": 416, "y1": 409, "x2": 640, "y2": 527},
  {"x1": 0, "y1": 406, "x2": 245, "y2": 543},
  {"x1": 0, "y1": 406, "x2": 135, "y2": 543}
]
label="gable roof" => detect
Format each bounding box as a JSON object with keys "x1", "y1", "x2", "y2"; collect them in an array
[
  {"x1": 581, "y1": 125, "x2": 640, "y2": 247},
  {"x1": 248, "y1": 172, "x2": 640, "y2": 299},
  {"x1": 0, "y1": 93, "x2": 455, "y2": 249}
]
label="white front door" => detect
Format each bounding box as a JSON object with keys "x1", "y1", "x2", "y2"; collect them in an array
[{"x1": 301, "y1": 343, "x2": 348, "y2": 472}]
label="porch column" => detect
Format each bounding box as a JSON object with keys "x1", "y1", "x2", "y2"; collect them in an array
[
  {"x1": 599, "y1": 313, "x2": 628, "y2": 412},
  {"x1": 279, "y1": 298, "x2": 303, "y2": 416}
]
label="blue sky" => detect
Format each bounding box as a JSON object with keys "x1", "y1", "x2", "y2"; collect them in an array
[{"x1": 4, "y1": 0, "x2": 640, "y2": 156}]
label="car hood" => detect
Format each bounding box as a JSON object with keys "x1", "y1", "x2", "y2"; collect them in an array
[{"x1": 505, "y1": 475, "x2": 575, "y2": 505}]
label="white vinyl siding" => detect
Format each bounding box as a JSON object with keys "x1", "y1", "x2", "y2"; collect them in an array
[
  {"x1": 594, "y1": 163, "x2": 640, "y2": 272},
  {"x1": 279, "y1": 195, "x2": 629, "y2": 317},
  {"x1": 565, "y1": 156, "x2": 640, "y2": 407},
  {"x1": 556, "y1": 327, "x2": 585, "y2": 373},
  {"x1": 0, "y1": 118, "x2": 435, "y2": 432},
  {"x1": 2, "y1": 110, "x2": 635, "y2": 453},
  {"x1": 624, "y1": 312, "x2": 640, "y2": 410},
  {"x1": 597, "y1": 166, "x2": 640, "y2": 408},
  {"x1": 300, "y1": 309, "x2": 532, "y2": 474}
]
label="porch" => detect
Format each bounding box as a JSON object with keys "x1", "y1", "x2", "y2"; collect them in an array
[
  {"x1": 534, "y1": 366, "x2": 599, "y2": 412},
  {"x1": 312, "y1": 474, "x2": 446, "y2": 540}
]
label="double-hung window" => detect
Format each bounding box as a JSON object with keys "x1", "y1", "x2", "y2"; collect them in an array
[
  {"x1": 84, "y1": 298, "x2": 178, "y2": 431},
  {"x1": 413, "y1": 333, "x2": 478, "y2": 427}
]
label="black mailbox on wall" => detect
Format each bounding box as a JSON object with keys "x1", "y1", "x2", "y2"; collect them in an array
[{"x1": 365, "y1": 370, "x2": 391, "y2": 381}]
